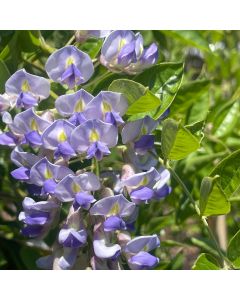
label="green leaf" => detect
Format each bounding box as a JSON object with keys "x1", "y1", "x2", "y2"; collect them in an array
[
  {"x1": 227, "y1": 229, "x2": 240, "y2": 268},
  {"x1": 170, "y1": 80, "x2": 210, "y2": 116},
  {"x1": 214, "y1": 101, "x2": 240, "y2": 138},
  {"x1": 199, "y1": 176, "x2": 230, "y2": 217},
  {"x1": 210, "y1": 149, "x2": 240, "y2": 200},
  {"x1": 108, "y1": 79, "x2": 161, "y2": 115},
  {"x1": 126, "y1": 90, "x2": 161, "y2": 115},
  {"x1": 109, "y1": 79, "x2": 146, "y2": 104},
  {"x1": 0, "y1": 59, "x2": 10, "y2": 93},
  {"x1": 192, "y1": 253, "x2": 221, "y2": 270},
  {"x1": 161, "y1": 118, "x2": 200, "y2": 160},
  {"x1": 185, "y1": 120, "x2": 205, "y2": 135},
  {"x1": 132, "y1": 62, "x2": 184, "y2": 120},
  {"x1": 161, "y1": 31, "x2": 210, "y2": 52},
  {"x1": 79, "y1": 38, "x2": 103, "y2": 59}
]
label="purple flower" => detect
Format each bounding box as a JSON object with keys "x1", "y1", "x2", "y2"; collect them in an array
[
  {"x1": 123, "y1": 146, "x2": 158, "y2": 171},
  {"x1": 5, "y1": 69, "x2": 50, "y2": 109},
  {"x1": 70, "y1": 119, "x2": 118, "y2": 161},
  {"x1": 124, "y1": 234, "x2": 160, "y2": 270},
  {"x1": 100, "y1": 30, "x2": 158, "y2": 74},
  {"x1": 54, "y1": 173, "x2": 100, "y2": 210},
  {"x1": 121, "y1": 167, "x2": 171, "y2": 204},
  {"x1": 58, "y1": 210, "x2": 87, "y2": 269},
  {"x1": 122, "y1": 116, "x2": 158, "y2": 154},
  {"x1": 75, "y1": 30, "x2": 112, "y2": 42},
  {"x1": 29, "y1": 157, "x2": 74, "y2": 195},
  {"x1": 59, "y1": 227, "x2": 87, "y2": 248},
  {"x1": 9, "y1": 108, "x2": 51, "y2": 148},
  {"x1": 55, "y1": 89, "x2": 94, "y2": 126},
  {"x1": 41, "y1": 119, "x2": 76, "y2": 160},
  {"x1": 93, "y1": 223, "x2": 121, "y2": 259},
  {"x1": 45, "y1": 46, "x2": 94, "y2": 89},
  {"x1": 84, "y1": 91, "x2": 128, "y2": 126},
  {"x1": 19, "y1": 197, "x2": 59, "y2": 238},
  {"x1": 90, "y1": 194, "x2": 137, "y2": 232}
]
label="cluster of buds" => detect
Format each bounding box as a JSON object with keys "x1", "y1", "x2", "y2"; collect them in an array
[{"x1": 0, "y1": 30, "x2": 171, "y2": 270}]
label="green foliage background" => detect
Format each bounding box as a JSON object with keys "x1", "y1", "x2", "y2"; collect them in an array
[{"x1": 1, "y1": 30, "x2": 240, "y2": 269}]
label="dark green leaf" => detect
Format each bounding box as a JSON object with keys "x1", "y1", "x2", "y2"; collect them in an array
[
  {"x1": 132, "y1": 62, "x2": 184, "y2": 120},
  {"x1": 170, "y1": 80, "x2": 210, "y2": 116},
  {"x1": 0, "y1": 59, "x2": 10, "y2": 93},
  {"x1": 210, "y1": 149, "x2": 240, "y2": 200},
  {"x1": 227, "y1": 229, "x2": 240, "y2": 268}
]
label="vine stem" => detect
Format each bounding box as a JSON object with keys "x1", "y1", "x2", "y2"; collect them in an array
[
  {"x1": 65, "y1": 35, "x2": 76, "y2": 46},
  {"x1": 166, "y1": 162, "x2": 231, "y2": 268},
  {"x1": 94, "y1": 157, "x2": 100, "y2": 178}
]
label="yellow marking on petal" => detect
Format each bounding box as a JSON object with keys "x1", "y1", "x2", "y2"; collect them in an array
[
  {"x1": 102, "y1": 101, "x2": 112, "y2": 113},
  {"x1": 143, "y1": 245, "x2": 148, "y2": 251},
  {"x1": 139, "y1": 176, "x2": 149, "y2": 186},
  {"x1": 58, "y1": 130, "x2": 67, "y2": 142},
  {"x1": 72, "y1": 182, "x2": 81, "y2": 193},
  {"x1": 119, "y1": 38, "x2": 126, "y2": 50},
  {"x1": 30, "y1": 119, "x2": 38, "y2": 131},
  {"x1": 108, "y1": 202, "x2": 120, "y2": 216},
  {"x1": 66, "y1": 56, "x2": 75, "y2": 67},
  {"x1": 21, "y1": 80, "x2": 31, "y2": 92},
  {"x1": 44, "y1": 167, "x2": 53, "y2": 179},
  {"x1": 74, "y1": 99, "x2": 85, "y2": 112},
  {"x1": 141, "y1": 125, "x2": 148, "y2": 135},
  {"x1": 89, "y1": 129, "x2": 100, "y2": 142},
  {"x1": 131, "y1": 176, "x2": 149, "y2": 189}
]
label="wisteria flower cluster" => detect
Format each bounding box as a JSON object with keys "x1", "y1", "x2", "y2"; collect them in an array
[{"x1": 0, "y1": 30, "x2": 171, "y2": 270}]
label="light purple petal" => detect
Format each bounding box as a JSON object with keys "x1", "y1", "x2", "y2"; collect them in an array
[
  {"x1": 5, "y1": 69, "x2": 50, "y2": 100},
  {"x1": 84, "y1": 91, "x2": 128, "y2": 122},
  {"x1": 30, "y1": 157, "x2": 73, "y2": 186},
  {"x1": 90, "y1": 194, "x2": 136, "y2": 218},
  {"x1": 128, "y1": 251, "x2": 159, "y2": 270},
  {"x1": 70, "y1": 119, "x2": 118, "y2": 153},
  {"x1": 42, "y1": 119, "x2": 75, "y2": 150},
  {"x1": 101, "y1": 30, "x2": 135, "y2": 62},
  {"x1": 124, "y1": 234, "x2": 160, "y2": 254},
  {"x1": 10, "y1": 146, "x2": 40, "y2": 168},
  {"x1": 45, "y1": 46, "x2": 94, "y2": 87},
  {"x1": 55, "y1": 89, "x2": 93, "y2": 117}
]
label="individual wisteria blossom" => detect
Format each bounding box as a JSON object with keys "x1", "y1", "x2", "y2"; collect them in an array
[
  {"x1": 121, "y1": 167, "x2": 171, "y2": 204},
  {"x1": 41, "y1": 119, "x2": 76, "y2": 160},
  {"x1": 0, "y1": 34, "x2": 172, "y2": 270},
  {"x1": 92, "y1": 222, "x2": 121, "y2": 259},
  {"x1": 90, "y1": 194, "x2": 137, "y2": 232},
  {"x1": 55, "y1": 89, "x2": 93, "y2": 126},
  {"x1": 0, "y1": 108, "x2": 52, "y2": 147},
  {"x1": 4, "y1": 69, "x2": 50, "y2": 109},
  {"x1": 59, "y1": 209, "x2": 87, "y2": 269},
  {"x1": 75, "y1": 30, "x2": 112, "y2": 42},
  {"x1": 45, "y1": 45, "x2": 94, "y2": 89},
  {"x1": 124, "y1": 235, "x2": 160, "y2": 270},
  {"x1": 55, "y1": 173, "x2": 100, "y2": 210},
  {"x1": 19, "y1": 197, "x2": 59, "y2": 238},
  {"x1": 122, "y1": 115, "x2": 158, "y2": 155},
  {"x1": 100, "y1": 30, "x2": 158, "y2": 74},
  {"x1": 10, "y1": 146, "x2": 40, "y2": 181},
  {"x1": 70, "y1": 119, "x2": 118, "y2": 160},
  {"x1": 29, "y1": 157, "x2": 74, "y2": 195},
  {"x1": 84, "y1": 91, "x2": 128, "y2": 126}
]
